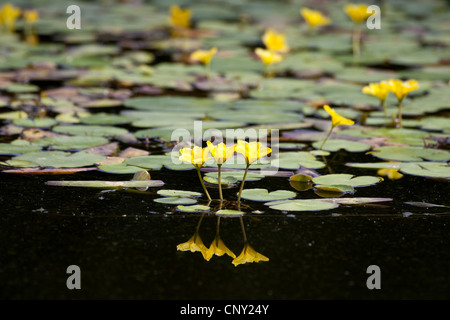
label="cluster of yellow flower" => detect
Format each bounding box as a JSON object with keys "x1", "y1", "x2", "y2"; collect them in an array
[
  {"x1": 363, "y1": 79, "x2": 420, "y2": 127},
  {"x1": 179, "y1": 140, "x2": 271, "y2": 202},
  {"x1": 0, "y1": 3, "x2": 39, "y2": 33}
]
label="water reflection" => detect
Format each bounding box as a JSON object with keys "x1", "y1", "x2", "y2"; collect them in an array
[{"x1": 176, "y1": 212, "x2": 269, "y2": 267}]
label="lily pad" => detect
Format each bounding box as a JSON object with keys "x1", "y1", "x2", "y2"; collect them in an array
[
  {"x1": 312, "y1": 139, "x2": 372, "y2": 152},
  {"x1": 312, "y1": 174, "x2": 381, "y2": 187},
  {"x1": 46, "y1": 180, "x2": 164, "y2": 189},
  {"x1": 153, "y1": 197, "x2": 197, "y2": 205},
  {"x1": 370, "y1": 146, "x2": 450, "y2": 162},
  {"x1": 157, "y1": 189, "x2": 202, "y2": 198},
  {"x1": 176, "y1": 205, "x2": 211, "y2": 213},
  {"x1": 215, "y1": 209, "x2": 244, "y2": 217},
  {"x1": 204, "y1": 170, "x2": 264, "y2": 182},
  {"x1": 266, "y1": 199, "x2": 339, "y2": 212},
  {"x1": 12, "y1": 150, "x2": 106, "y2": 168},
  {"x1": 239, "y1": 188, "x2": 297, "y2": 202}
]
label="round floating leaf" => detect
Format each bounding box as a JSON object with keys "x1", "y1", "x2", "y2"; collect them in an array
[
  {"x1": 13, "y1": 150, "x2": 106, "y2": 168},
  {"x1": 13, "y1": 118, "x2": 58, "y2": 128},
  {"x1": 315, "y1": 184, "x2": 355, "y2": 194},
  {"x1": 205, "y1": 170, "x2": 264, "y2": 181},
  {"x1": 289, "y1": 174, "x2": 312, "y2": 182},
  {"x1": 98, "y1": 163, "x2": 145, "y2": 174},
  {"x1": 176, "y1": 205, "x2": 210, "y2": 213},
  {"x1": 157, "y1": 189, "x2": 202, "y2": 198},
  {"x1": 215, "y1": 209, "x2": 244, "y2": 217},
  {"x1": 53, "y1": 125, "x2": 128, "y2": 137},
  {"x1": 312, "y1": 174, "x2": 381, "y2": 187},
  {"x1": 266, "y1": 199, "x2": 339, "y2": 212},
  {"x1": 0, "y1": 141, "x2": 42, "y2": 155},
  {"x1": 239, "y1": 188, "x2": 297, "y2": 202},
  {"x1": 80, "y1": 113, "x2": 134, "y2": 125},
  {"x1": 1, "y1": 83, "x2": 39, "y2": 93},
  {"x1": 34, "y1": 135, "x2": 109, "y2": 151},
  {"x1": 153, "y1": 197, "x2": 197, "y2": 205},
  {"x1": 46, "y1": 180, "x2": 164, "y2": 189},
  {"x1": 204, "y1": 175, "x2": 238, "y2": 185},
  {"x1": 399, "y1": 162, "x2": 450, "y2": 179},
  {"x1": 312, "y1": 139, "x2": 371, "y2": 152},
  {"x1": 370, "y1": 146, "x2": 450, "y2": 162}
]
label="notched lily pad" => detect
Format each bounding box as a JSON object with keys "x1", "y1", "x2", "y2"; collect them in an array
[{"x1": 312, "y1": 174, "x2": 382, "y2": 187}]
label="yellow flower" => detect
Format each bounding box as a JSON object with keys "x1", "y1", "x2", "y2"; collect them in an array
[
  {"x1": 254, "y1": 48, "x2": 283, "y2": 66},
  {"x1": 362, "y1": 81, "x2": 391, "y2": 102},
  {"x1": 232, "y1": 242, "x2": 269, "y2": 267},
  {"x1": 190, "y1": 47, "x2": 218, "y2": 65},
  {"x1": 0, "y1": 3, "x2": 21, "y2": 32},
  {"x1": 377, "y1": 168, "x2": 403, "y2": 180},
  {"x1": 387, "y1": 79, "x2": 419, "y2": 101},
  {"x1": 177, "y1": 232, "x2": 209, "y2": 260},
  {"x1": 300, "y1": 8, "x2": 331, "y2": 28},
  {"x1": 169, "y1": 5, "x2": 191, "y2": 29},
  {"x1": 235, "y1": 140, "x2": 272, "y2": 165},
  {"x1": 206, "y1": 141, "x2": 234, "y2": 165},
  {"x1": 179, "y1": 146, "x2": 210, "y2": 169},
  {"x1": 205, "y1": 235, "x2": 236, "y2": 261},
  {"x1": 323, "y1": 105, "x2": 355, "y2": 128},
  {"x1": 262, "y1": 28, "x2": 289, "y2": 53},
  {"x1": 344, "y1": 4, "x2": 371, "y2": 23},
  {"x1": 23, "y1": 9, "x2": 39, "y2": 25}
]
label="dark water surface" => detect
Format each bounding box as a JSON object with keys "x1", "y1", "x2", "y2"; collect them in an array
[{"x1": 1, "y1": 163, "x2": 449, "y2": 300}]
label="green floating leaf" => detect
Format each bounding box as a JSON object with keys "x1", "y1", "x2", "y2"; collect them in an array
[
  {"x1": 154, "y1": 197, "x2": 197, "y2": 205},
  {"x1": 239, "y1": 188, "x2": 297, "y2": 202},
  {"x1": 0, "y1": 141, "x2": 42, "y2": 155},
  {"x1": 399, "y1": 162, "x2": 450, "y2": 179},
  {"x1": 157, "y1": 189, "x2": 202, "y2": 198},
  {"x1": 312, "y1": 174, "x2": 381, "y2": 187},
  {"x1": 1, "y1": 83, "x2": 39, "y2": 93},
  {"x1": 289, "y1": 174, "x2": 313, "y2": 182},
  {"x1": 215, "y1": 209, "x2": 244, "y2": 217},
  {"x1": 315, "y1": 185, "x2": 355, "y2": 194},
  {"x1": 276, "y1": 151, "x2": 325, "y2": 170},
  {"x1": 34, "y1": 135, "x2": 109, "y2": 151},
  {"x1": 97, "y1": 163, "x2": 146, "y2": 174},
  {"x1": 46, "y1": 180, "x2": 164, "y2": 189},
  {"x1": 13, "y1": 118, "x2": 58, "y2": 128},
  {"x1": 370, "y1": 146, "x2": 450, "y2": 162},
  {"x1": 267, "y1": 199, "x2": 339, "y2": 212},
  {"x1": 204, "y1": 175, "x2": 238, "y2": 185},
  {"x1": 312, "y1": 139, "x2": 371, "y2": 152},
  {"x1": 53, "y1": 125, "x2": 128, "y2": 137},
  {"x1": 13, "y1": 151, "x2": 106, "y2": 168},
  {"x1": 176, "y1": 205, "x2": 211, "y2": 213},
  {"x1": 205, "y1": 170, "x2": 264, "y2": 182}
]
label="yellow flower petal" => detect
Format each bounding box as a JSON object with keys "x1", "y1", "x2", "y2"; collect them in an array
[
  {"x1": 179, "y1": 146, "x2": 210, "y2": 168},
  {"x1": 23, "y1": 9, "x2": 39, "y2": 24},
  {"x1": 254, "y1": 48, "x2": 283, "y2": 66},
  {"x1": 206, "y1": 141, "x2": 234, "y2": 165},
  {"x1": 232, "y1": 243, "x2": 269, "y2": 267},
  {"x1": 387, "y1": 79, "x2": 419, "y2": 101},
  {"x1": 262, "y1": 28, "x2": 289, "y2": 53},
  {"x1": 323, "y1": 105, "x2": 355, "y2": 127},
  {"x1": 362, "y1": 81, "x2": 391, "y2": 102},
  {"x1": 300, "y1": 8, "x2": 331, "y2": 28},
  {"x1": 190, "y1": 47, "x2": 218, "y2": 65},
  {"x1": 177, "y1": 233, "x2": 209, "y2": 260},
  {"x1": 235, "y1": 140, "x2": 272, "y2": 164},
  {"x1": 206, "y1": 236, "x2": 236, "y2": 261},
  {"x1": 169, "y1": 5, "x2": 191, "y2": 29},
  {"x1": 344, "y1": 4, "x2": 371, "y2": 23}
]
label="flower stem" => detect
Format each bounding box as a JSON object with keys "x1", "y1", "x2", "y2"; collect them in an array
[
  {"x1": 319, "y1": 126, "x2": 334, "y2": 150},
  {"x1": 397, "y1": 98, "x2": 403, "y2": 128},
  {"x1": 237, "y1": 163, "x2": 250, "y2": 203},
  {"x1": 352, "y1": 22, "x2": 362, "y2": 61},
  {"x1": 381, "y1": 99, "x2": 387, "y2": 121},
  {"x1": 217, "y1": 164, "x2": 223, "y2": 202},
  {"x1": 205, "y1": 63, "x2": 212, "y2": 90},
  {"x1": 196, "y1": 167, "x2": 212, "y2": 201},
  {"x1": 239, "y1": 216, "x2": 248, "y2": 243}
]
